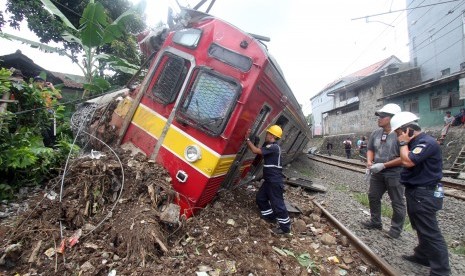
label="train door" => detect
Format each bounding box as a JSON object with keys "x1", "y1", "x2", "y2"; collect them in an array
[{"x1": 220, "y1": 105, "x2": 271, "y2": 189}]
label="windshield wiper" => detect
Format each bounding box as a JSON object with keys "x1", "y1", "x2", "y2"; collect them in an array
[{"x1": 198, "y1": 116, "x2": 224, "y2": 129}]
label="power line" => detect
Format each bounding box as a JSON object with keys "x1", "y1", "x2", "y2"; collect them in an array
[
  {"x1": 351, "y1": 0, "x2": 462, "y2": 20},
  {"x1": 417, "y1": 36, "x2": 464, "y2": 72},
  {"x1": 386, "y1": 0, "x2": 464, "y2": 65},
  {"x1": 410, "y1": 8, "x2": 464, "y2": 52}
]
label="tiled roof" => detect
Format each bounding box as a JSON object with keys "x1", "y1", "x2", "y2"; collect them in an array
[
  {"x1": 0, "y1": 50, "x2": 84, "y2": 89},
  {"x1": 348, "y1": 55, "x2": 399, "y2": 77},
  {"x1": 320, "y1": 55, "x2": 401, "y2": 92},
  {"x1": 49, "y1": 71, "x2": 84, "y2": 89}
]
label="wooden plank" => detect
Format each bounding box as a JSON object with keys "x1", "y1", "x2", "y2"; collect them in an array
[{"x1": 285, "y1": 177, "x2": 327, "y2": 192}]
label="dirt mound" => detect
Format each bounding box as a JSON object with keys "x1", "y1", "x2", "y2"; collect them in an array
[
  {"x1": 0, "y1": 153, "x2": 376, "y2": 275},
  {"x1": 0, "y1": 148, "x2": 178, "y2": 274}
]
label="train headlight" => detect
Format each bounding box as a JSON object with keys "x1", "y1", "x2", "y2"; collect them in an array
[
  {"x1": 184, "y1": 145, "x2": 202, "y2": 162},
  {"x1": 173, "y1": 29, "x2": 202, "y2": 49}
]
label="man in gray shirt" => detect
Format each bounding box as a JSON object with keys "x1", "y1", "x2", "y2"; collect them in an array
[{"x1": 361, "y1": 103, "x2": 406, "y2": 239}]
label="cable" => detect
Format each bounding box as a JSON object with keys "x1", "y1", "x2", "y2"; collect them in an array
[
  {"x1": 410, "y1": 10, "x2": 464, "y2": 53},
  {"x1": 0, "y1": 87, "x2": 127, "y2": 117},
  {"x1": 351, "y1": 0, "x2": 463, "y2": 20},
  {"x1": 340, "y1": 1, "x2": 412, "y2": 77},
  {"x1": 386, "y1": 0, "x2": 465, "y2": 62},
  {"x1": 79, "y1": 130, "x2": 125, "y2": 239},
  {"x1": 417, "y1": 36, "x2": 464, "y2": 69}
]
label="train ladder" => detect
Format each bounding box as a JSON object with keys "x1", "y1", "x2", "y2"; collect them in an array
[{"x1": 450, "y1": 144, "x2": 465, "y2": 179}]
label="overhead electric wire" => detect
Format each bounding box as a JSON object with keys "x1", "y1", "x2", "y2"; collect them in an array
[
  {"x1": 339, "y1": 0, "x2": 416, "y2": 77},
  {"x1": 414, "y1": 23, "x2": 462, "y2": 54},
  {"x1": 351, "y1": 0, "x2": 462, "y2": 20},
  {"x1": 417, "y1": 37, "x2": 464, "y2": 69},
  {"x1": 410, "y1": 10, "x2": 464, "y2": 52},
  {"x1": 387, "y1": 0, "x2": 465, "y2": 61}
]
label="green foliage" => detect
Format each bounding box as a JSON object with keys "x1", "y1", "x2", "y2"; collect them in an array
[
  {"x1": 0, "y1": 68, "x2": 79, "y2": 200},
  {"x1": 452, "y1": 245, "x2": 465, "y2": 256},
  {"x1": 2, "y1": 0, "x2": 146, "y2": 95},
  {"x1": 272, "y1": 247, "x2": 320, "y2": 274},
  {"x1": 2, "y1": 0, "x2": 145, "y2": 59},
  {"x1": 82, "y1": 75, "x2": 111, "y2": 95}
]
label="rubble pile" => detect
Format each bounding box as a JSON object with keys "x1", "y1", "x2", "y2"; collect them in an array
[{"x1": 0, "y1": 152, "x2": 381, "y2": 275}]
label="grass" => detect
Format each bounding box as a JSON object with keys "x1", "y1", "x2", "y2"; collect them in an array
[
  {"x1": 452, "y1": 245, "x2": 465, "y2": 256},
  {"x1": 297, "y1": 167, "x2": 314, "y2": 177},
  {"x1": 334, "y1": 184, "x2": 350, "y2": 192},
  {"x1": 353, "y1": 192, "x2": 412, "y2": 231}
]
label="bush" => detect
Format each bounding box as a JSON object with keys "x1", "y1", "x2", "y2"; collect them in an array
[{"x1": 0, "y1": 68, "x2": 79, "y2": 199}]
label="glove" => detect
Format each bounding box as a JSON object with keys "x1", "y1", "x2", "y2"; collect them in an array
[{"x1": 370, "y1": 163, "x2": 385, "y2": 174}]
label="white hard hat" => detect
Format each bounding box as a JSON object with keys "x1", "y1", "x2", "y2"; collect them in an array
[
  {"x1": 390, "y1": 111, "x2": 420, "y2": 133},
  {"x1": 375, "y1": 103, "x2": 401, "y2": 116}
]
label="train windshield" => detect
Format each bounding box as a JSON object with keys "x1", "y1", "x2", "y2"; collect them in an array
[
  {"x1": 178, "y1": 69, "x2": 240, "y2": 136},
  {"x1": 150, "y1": 53, "x2": 189, "y2": 104}
]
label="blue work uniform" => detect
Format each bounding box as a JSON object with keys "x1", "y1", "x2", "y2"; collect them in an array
[
  {"x1": 400, "y1": 133, "x2": 450, "y2": 276},
  {"x1": 256, "y1": 142, "x2": 291, "y2": 233}
]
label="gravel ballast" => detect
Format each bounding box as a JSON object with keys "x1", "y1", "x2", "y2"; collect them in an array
[{"x1": 291, "y1": 154, "x2": 465, "y2": 275}]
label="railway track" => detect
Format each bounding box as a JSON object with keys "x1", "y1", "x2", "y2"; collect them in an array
[
  {"x1": 308, "y1": 153, "x2": 465, "y2": 200},
  {"x1": 313, "y1": 201, "x2": 399, "y2": 276}
]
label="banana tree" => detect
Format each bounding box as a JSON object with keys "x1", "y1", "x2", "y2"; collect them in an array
[{"x1": 1, "y1": 0, "x2": 145, "y2": 97}]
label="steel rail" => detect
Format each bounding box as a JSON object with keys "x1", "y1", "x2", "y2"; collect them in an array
[
  {"x1": 308, "y1": 154, "x2": 465, "y2": 200},
  {"x1": 313, "y1": 201, "x2": 400, "y2": 276}
]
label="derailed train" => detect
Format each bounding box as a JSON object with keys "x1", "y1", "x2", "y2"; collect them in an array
[{"x1": 102, "y1": 9, "x2": 311, "y2": 217}]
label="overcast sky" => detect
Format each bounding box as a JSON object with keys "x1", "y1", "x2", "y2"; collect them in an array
[{"x1": 0, "y1": 0, "x2": 410, "y2": 115}]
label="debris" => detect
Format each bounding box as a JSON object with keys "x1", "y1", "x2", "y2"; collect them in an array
[
  {"x1": 159, "y1": 203, "x2": 180, "y2": 225},
  {"x1": 150, "y1": 231, "x2": 168, "y2": 253},
  {"x1": 45, "y1": 191, "x2": 57, "y2": 200},
  {"x1": 68, "y1": 229, "x2": 82, "y2": 247},
  {"x1": 27, "y1": 240, "x2": 42, "y2": 263},
  {"x1": 225, "y1": 260, "x2": 237, "y2": 273},
  {"x1": 44, "y1": 247, "x2": 55, "y2": 259},
  {"x1": 328, "y1": 256, "x2": 340, "y2": 264},
  {"x1": 321, "y1": 233, "x2": 337, "y2": 245},
  {"x1": 89, "y1": 149, "x2": 105, "y2": 159}
]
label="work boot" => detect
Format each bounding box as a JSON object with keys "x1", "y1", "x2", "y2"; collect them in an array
[
  {"x1": 261, "y1": 216, "x2": 277, "y2": 224},
  {"x1": 271, "y1": 227, "x2": 292, "y2": 237},
  {"x1": 360, "y1": 220, "x2": 382, "y2": 230},
  {"x1": 402, "y1": 255, "x2": 430, "y2": 267},
  {"x1": 383, "y1": 230, "x2": 400, "y2": 239}
]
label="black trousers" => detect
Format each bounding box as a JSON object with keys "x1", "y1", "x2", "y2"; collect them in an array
[
  {"x1": 405, "y1": 187, "x2": 450, "y2": 276},
  {"x1": 256, "y1": 180, "x2": 291, "y2": 232}
]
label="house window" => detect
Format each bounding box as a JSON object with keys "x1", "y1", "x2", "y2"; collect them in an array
[
  {"x1": 441, "y1": 68, "x2": 450, "y2": 76},
  {"x1": 403, "y1": 97, "x2": 419, "y2": 113},
  {"x1": 430, "y1": 89, "x2": 464, "y2": 110},
  {"x1": 339, "y1": 91, "x2": 346, "y2": 101}
]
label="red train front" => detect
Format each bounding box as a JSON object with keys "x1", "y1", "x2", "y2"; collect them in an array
[{"x1": 113, "y1": 10, "x2": 310, "y2": 217}]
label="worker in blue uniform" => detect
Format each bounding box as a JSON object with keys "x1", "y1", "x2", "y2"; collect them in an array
[
  {"x1": 390, "y1": 111, "x2": 450, "y2": 276},
  {"x1": 245, "y1": 125, "x2": 291, "y2": 235}
]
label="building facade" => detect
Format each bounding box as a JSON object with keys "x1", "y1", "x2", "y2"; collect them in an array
[{"x1": 312, "y1": 1, "x2": 465, "y2": 135}]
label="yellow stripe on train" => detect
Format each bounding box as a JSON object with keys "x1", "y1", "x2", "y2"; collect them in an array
[{"x1": 123, "y1": 98, "x2": 235, "y2": 178}]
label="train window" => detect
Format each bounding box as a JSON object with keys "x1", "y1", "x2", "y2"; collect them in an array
[
  {"x1": 208, "y1": 43, "x2": 252, "y2": 72},
  {"x1": 275, "y1": 116, "x2": 289, "y2": 130},
  {"x1": 178, "y1": 70, "x2": 241, "y2": 136},
  {"x1": 173, "y1": 28, "x2": 202, "y2": 49},
  {"x1": 150, "y1": 54, "x2": 188, "y2": 104}
]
